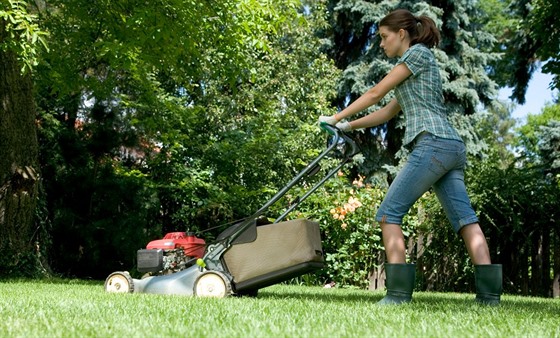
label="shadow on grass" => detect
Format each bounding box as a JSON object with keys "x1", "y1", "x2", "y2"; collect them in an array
[
  {"x1": 258, "y1": 288, "x2": 381, "y2": 303},
  {"x1": 0, "y1": 277, "x2": 101, "y2": 286},
  {"x1": 257, "y1": 287, "x2": 559, "y2": 314},
  {"x1": 495, "y1": 295, "x2": 560, "y2": 315}
]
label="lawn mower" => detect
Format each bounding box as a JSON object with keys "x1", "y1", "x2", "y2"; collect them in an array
[{"x1": 104, "y1": 123, "x2": 360, "y2": 297}]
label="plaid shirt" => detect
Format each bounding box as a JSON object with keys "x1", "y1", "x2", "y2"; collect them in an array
[{"x1": 395, "y1": 44, "x2": 462, "y2": 145}]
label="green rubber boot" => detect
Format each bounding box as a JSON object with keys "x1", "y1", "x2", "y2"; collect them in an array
[
  {"x1": 474, "y1": 264, "x2": 502, "y2": 306},
  {"x1": 377, "y1": 263, "x2": 416, "y2": 305}
]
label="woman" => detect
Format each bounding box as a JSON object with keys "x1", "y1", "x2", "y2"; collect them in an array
[{"x1": 319, "y1": 9, "x2": 502, "y2": 305}]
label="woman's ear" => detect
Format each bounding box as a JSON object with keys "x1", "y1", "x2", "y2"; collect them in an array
[{"x1": 399, "y1": 28, "x2": 406, "y2": 40}]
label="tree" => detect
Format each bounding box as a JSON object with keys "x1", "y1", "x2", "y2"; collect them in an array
[
  {"x1": 321, "y1": 0, "x2": 498, "y2": 180},
  {"x1": 516, "y1": 103, "x2": 560, "y2": 164},
  {"x1": 485, "y1": 0, "x2": 560, "y2": 104},
  {"x1": 466, "y1": 156, "x2": 559, "y2": 296},
  {"x1": 537, "y1": 120, "x2": 560, "y2": 178},
  {"x1": 460, "y1": 102, "x2": 560, "y2": 297},
  {"x1": 0, "y1": 0, "x2": 48, "y2": 276},
  {"x1": 475, "y1": 102, "x2": 517, "y2": 169},
  {"x1": 33, "y1": 0, "x2": 341, "y2": 278},
  {"x1": 530, "y1": 0, "x2": 560, "y2": 92},
  {"x1": 302, "y1": 0, "x2": 502, "y2": 291}
]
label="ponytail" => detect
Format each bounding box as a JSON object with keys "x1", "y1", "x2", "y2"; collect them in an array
[
  {"x1": 413, "y1": 15, "x2": 440, "y2": 47},
  {"x1": 379, "y1": 9, "x2": 441, "y2": 48}
]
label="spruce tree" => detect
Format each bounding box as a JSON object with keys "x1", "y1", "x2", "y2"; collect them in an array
[{"x1": 322, "y1": 0, "x2": 498, "y2": 179}]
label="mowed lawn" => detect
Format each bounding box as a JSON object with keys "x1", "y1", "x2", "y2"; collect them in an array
[{"x1": 0, "y1": 279, "x2": 558, "y2": 337}]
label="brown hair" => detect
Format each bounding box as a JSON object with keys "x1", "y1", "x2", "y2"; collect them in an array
[{"x1": 379, "y1": 9, "x2": 441, "y2": 48}]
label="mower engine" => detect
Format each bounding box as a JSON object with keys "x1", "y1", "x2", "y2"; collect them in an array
[{"x1": 137, "y1": 232, "x2": 206, "y2": 276}]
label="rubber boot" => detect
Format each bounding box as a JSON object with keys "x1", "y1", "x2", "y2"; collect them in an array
[
  {"x1": 474, "y1": 264, "x2": 502, "y2": 306},
  {"x1": 377, "y1": 263, "x2": 416, "y2": 305}
]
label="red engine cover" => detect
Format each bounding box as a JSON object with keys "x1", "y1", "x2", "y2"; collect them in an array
[{"x1": 146, "y1": 232, "x2": 206, "y2": 258}]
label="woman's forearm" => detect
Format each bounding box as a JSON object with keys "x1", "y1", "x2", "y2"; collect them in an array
[
  {"x1": 348, "y1": 99, "x2": 401, "y2": 129},
  {"x1": 335, "y1": 89, "x2": 381, "y2": 121},
  {"x1": 335, "y1": 64, "x2": 411, "y2": 122}
]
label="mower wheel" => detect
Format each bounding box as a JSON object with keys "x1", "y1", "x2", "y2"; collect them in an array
[
  {"x1": 104, "y1": 271, "x2": 134, "y2": 293},
  {"x1": 194, "y1": 271, "x2": 232, "y2": 298}
]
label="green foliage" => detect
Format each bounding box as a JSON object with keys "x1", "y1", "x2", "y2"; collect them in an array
[
  {"x1": 516, "y1": 104, "x2": 560, "y2": 164},
  {"x1": 33, "y1": 0, "x2": 341, "y2": 278},
  {"x1": 0, "y1": 0, "x2": 48, "y2": 73},
  {"x1": 474, "y1": 102, "x2": 517, "y2": 168},
  {"x1": 529, "y1": 0, "x2": 560, "y2": 91},
  {"x1": 537, "y1": 120, "x2": 560, "y2": 174},
  {"x1": 23, "y1": 0, "x2": 560, "y2": 297},
  {"x1": 466, "y1": 159, "x2": 559, "y2": 295},
  {"x1": 190, "y1": 6, "x2": 340, "y2": 219},
  {"x1": 483, "y1": 0, "x2": 560, "y2": 103},
  {"x1": 322, "y1": 0, "x2": 499, "y2": 176},
  {"x1": 2, "y1": 0, "x2": 555, "y2": 297},
  {"x1": 0, "y1": 251, "x2": 47, "y2": 278},
  {"x1": 476, "y1": 0, "x2": 528, "y2": 101},
  {"x1": 293, "y1": 173, "x2": 385, "y2": 288},
  {"x1": 408, "y1": 191, "x2": 475, "y2": 292},
  {"x1": 460, "y1": 104, "x2": 560, "y2": 296},
  {"x1": 278, "y1": 171, "x2": 418, "y2": 289},
  {"x1": 449, "y1": 101, "x2": 560, "y2": 296},
  {"x1": 515, "y1": 103, "x2": 560, "y2": 192}
]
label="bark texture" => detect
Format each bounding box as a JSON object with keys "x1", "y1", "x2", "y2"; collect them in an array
[{"x1": 0, "y1": 19, "x2": 42, "y2": 275}]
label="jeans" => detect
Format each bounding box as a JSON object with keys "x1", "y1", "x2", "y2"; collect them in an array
[{"x1": 375, "y1": 132, "x2": 478, "y2": 233}]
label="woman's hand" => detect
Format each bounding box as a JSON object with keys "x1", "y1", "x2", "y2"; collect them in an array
[
  {"x1": 336, "y1": 121, "x2": 352, "y2": 132},
  {"x1": 318, "y1": 115, "x2": 338, "y2": 126}
]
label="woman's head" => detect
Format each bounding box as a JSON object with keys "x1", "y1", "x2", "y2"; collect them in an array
[{"x1": 378, "y1": 9, "x2": 440, "y2": 54}]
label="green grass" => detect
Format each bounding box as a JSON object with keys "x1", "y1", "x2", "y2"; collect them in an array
[{"x1": 0, "y1": 279, "x2": 559, "y2": 338}]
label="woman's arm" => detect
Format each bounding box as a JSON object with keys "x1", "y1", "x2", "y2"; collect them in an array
[
  {"x1": 347, "y1": 98, "x2": 401, "y2": 129},
  {"x1": 334, "y1": 63, "x2": 412, "y2": 121}
]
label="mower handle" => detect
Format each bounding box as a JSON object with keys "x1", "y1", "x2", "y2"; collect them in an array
[
  {"x1": 319, "y1": 122, "x2": 360, "y2": 158},
  {"x1": 319, "y1": 121, "x2": 337, "y2": 135},
  {"x1": 202, "y1": 121, "x2": 361, "y2": 271}
]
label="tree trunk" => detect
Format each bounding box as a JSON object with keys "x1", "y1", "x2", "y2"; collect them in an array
[
  {"x1": 541, "y1": 227, "x2": 550, "y2": 297},
  {"x1": 0, "y1": 20, "x2": 42, "y2": 275},
  {"x1": 553, "y1": 230, "x2": 560, "y2": 298},
  {"x1": 520, "y1": 240, "x2": 529, "y2": 295},
  {"x1": 530, "y1": 230, "x2": 543, "y2": 296}
]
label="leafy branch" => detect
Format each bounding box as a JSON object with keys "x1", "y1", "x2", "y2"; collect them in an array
[{"x1": 0, "y1": 0, "x2": 48, "y2": 73}]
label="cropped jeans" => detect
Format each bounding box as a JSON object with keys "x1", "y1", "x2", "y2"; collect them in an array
[{"x1": 375, "y1": 132, "x2": 479, "y2": 233}]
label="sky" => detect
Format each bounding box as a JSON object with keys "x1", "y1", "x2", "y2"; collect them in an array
[{"x1": 498, "y1": 68, "x2": 558, "y2": 123}]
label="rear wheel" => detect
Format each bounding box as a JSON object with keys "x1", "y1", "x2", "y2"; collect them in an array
[
  {"x1": 194, "y1": 271, "x2": 232, "y2": 298},
  {"x1": 104, "y1": 271, "x2": 134, "y2": 293}
]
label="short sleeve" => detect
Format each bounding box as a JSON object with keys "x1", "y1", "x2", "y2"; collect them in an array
[{"x1": 397, "y1": 45, "x2": 428, "y2": 75}]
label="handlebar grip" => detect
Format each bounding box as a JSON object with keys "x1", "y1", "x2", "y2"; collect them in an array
[
  {"x1": 319, "y1": 122, "x2": 337, "y2": 135},
  {"x1": 320, "y1": 121, "x2": 361, "y2": 159}
]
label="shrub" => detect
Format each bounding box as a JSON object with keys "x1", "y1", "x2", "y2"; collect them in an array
[{"x1": 277, "y1": 172, "x2": 385, "y2": 288}]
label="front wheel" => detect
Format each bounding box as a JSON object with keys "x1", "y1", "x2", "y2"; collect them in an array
[
  {"x1": 104, "y1": 271, "x2": 134, "y2": 293},
  {"x1": 194, "y1": 271, "x2": 232, "y2": 298}
]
